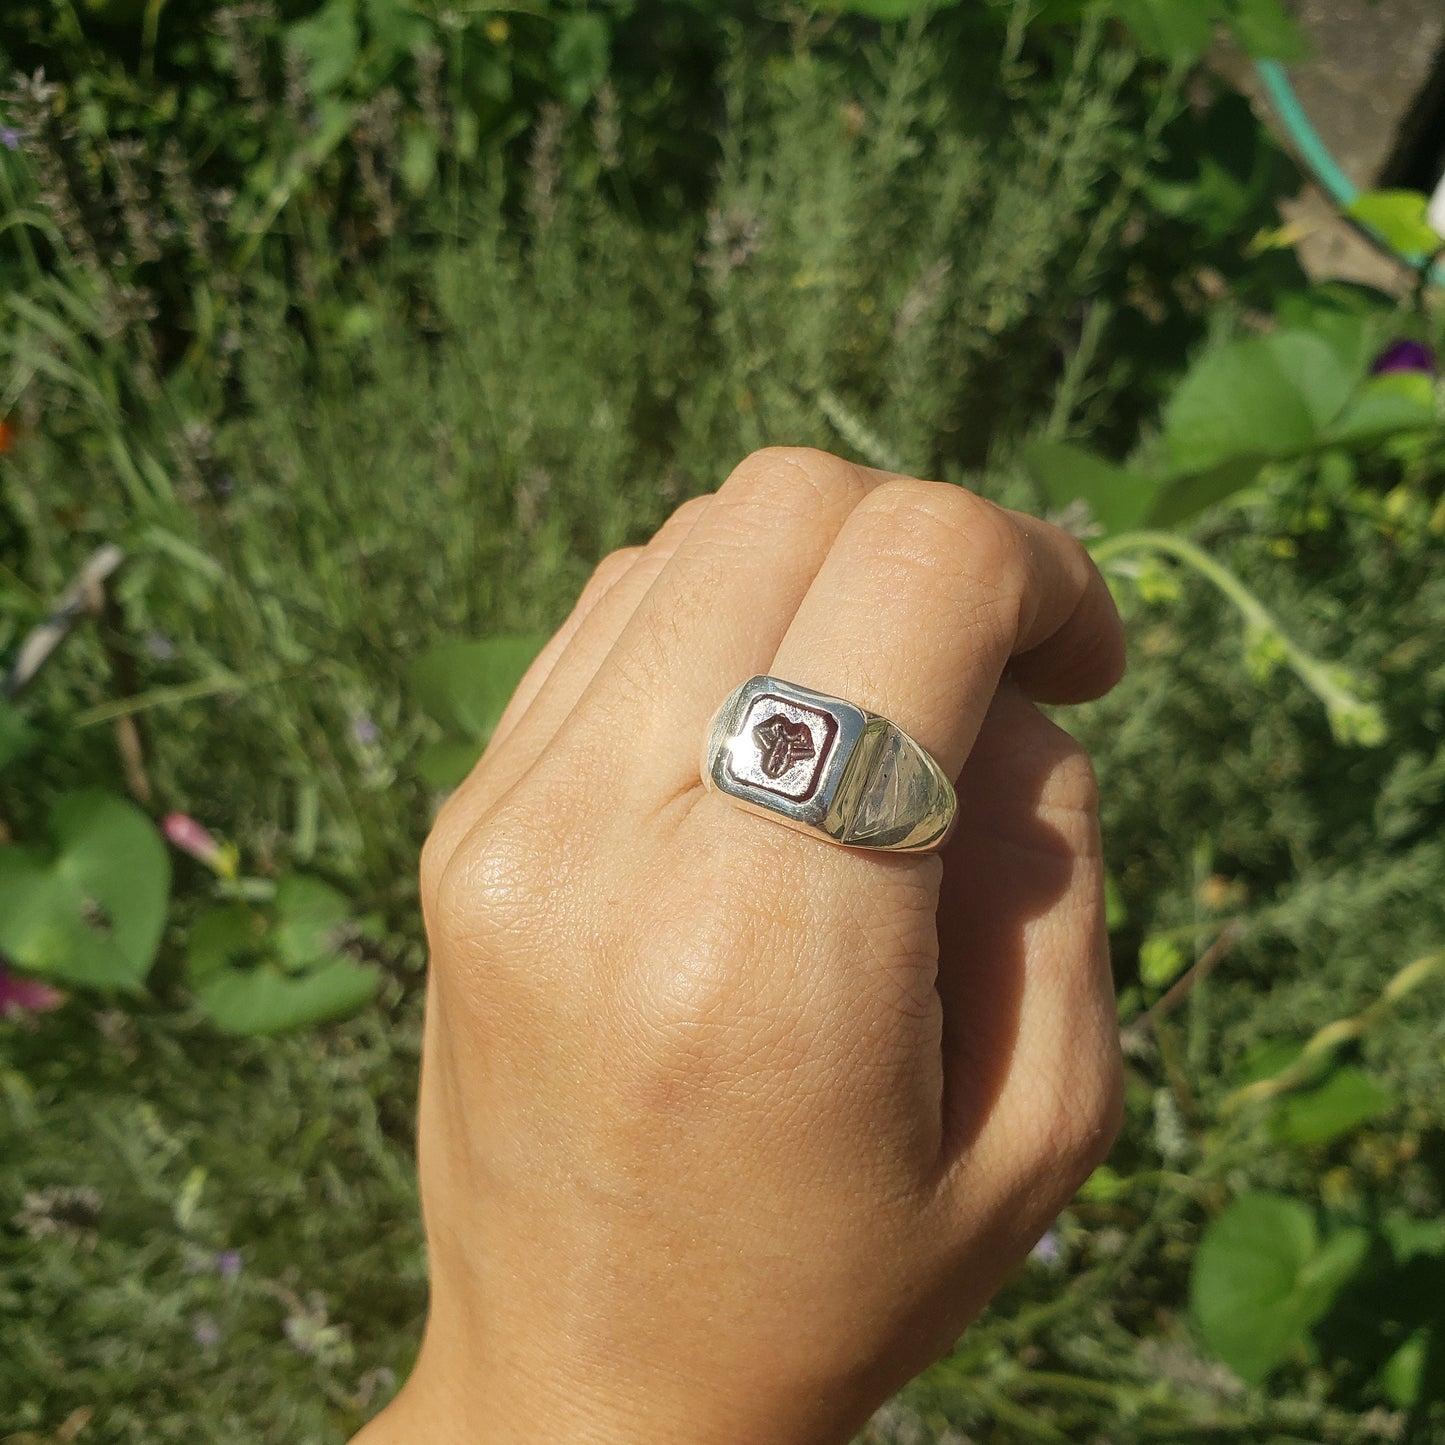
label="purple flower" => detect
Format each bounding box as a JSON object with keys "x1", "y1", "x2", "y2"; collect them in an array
[
  {"x1": 0, "y1": 127, "x2": 21, "y2": 152},
  {"x1": 191, "y1": 1312, "x2": 222, "y2": 1348},
  {"x1": 214, "y1": 1248, "x2": 242, "y2": 1279},
  {"x1": 349, "y1": 712, "x2": 380, "y2": 747},
  {"x1": 145, "y1": 630, "x2": 177, "y2": 661},
  {"x1": 1371, "y1": 339, "x2": 1437, "y2": 377},
  {"x1": 0, "y1": 966, "x2": 64, "y2": 1018},
  {"x1": 1029, "y1": 1227, "x2": 1062, "y2": 1267}
]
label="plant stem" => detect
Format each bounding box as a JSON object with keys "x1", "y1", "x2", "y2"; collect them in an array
[{"x1": 1092, "y1": 529, "x2": 1383, "y2": 743}]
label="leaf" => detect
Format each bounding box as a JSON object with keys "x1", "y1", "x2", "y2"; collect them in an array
[
  {"x1": 1192, "y1": 1193, "x2": 1367, "y2": 1383},
  {"x1": 1145, "y1": 455, "x2": 1262, "y2": 529},
  {"x1": 416, "y1": 739, "x2": 483, "y2": 790},
  {"x1": 1224, "y1": 0, "x2": 1307, "y2": 60},
  {"x1": 1326, "y1": 373, "x2": 1438, "y2": 448},
  {"x1": 194, "y1": 958, "x2": 379, "y2": 1037},
  {"x1": 551, "y1": 14, "x2": 610, "y2": 107},
  {"x1": 1139, "y1": 934, "x2": 1186, "y2": 989},
  {"x1": 1381, "y1": 1214, "x2": 1445, "y2": 1265},
  {"x1": 1348, "y1": 190, "x2": 1443, "y2": 260},
  {"x1": 185, "y1": 884, "x2": 378, "y2": 1036},
  {"x1": 1270, "y1": 1066, "x2": 1394, "y2": 1147},
  {"x1": 360, "y1": 0, "x2": 428, "y2": 58},
  {"x1": 817, "y1": 0, "x2": 963, "y2": 17},
  {"x1": 399, "y1": 123, "x2": 439, "y2": 197},
  {"x1": 1380, "y1": 1328, "x2": 1433, "y2": 1409},
  {"x1": 1022, "y1": 440, "x2": 1154, "y2": 536},
  {"x1": 1109, "y1": 0, "x2": 1218, "y2": 62},
  {"x1": 409, "y1": 635, "x2": 544, "y2": 742},
  {"x1": 288, "y1": 0, "x2": 361, "y2": 97},
  {"x1": 272, "y1": 876, "x2": 351, "y2": 972},
  {"x1": 0, "y1": 791, "x2": 170, "y2": 990},
  {"x1": 0, "y1": 700, "x2": 37, "y2": 772},
  {"x1": 1163, "y1": 332, "x2": 1353, "y2": 475}
]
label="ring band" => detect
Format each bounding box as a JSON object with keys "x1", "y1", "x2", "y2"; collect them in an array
[{"x1": 700, "y1": 676, "x2": 957, "y2": 853}]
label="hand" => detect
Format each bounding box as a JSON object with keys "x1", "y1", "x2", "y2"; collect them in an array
[{"x1": 357, "y1": 448, "x2": 1127, "y2": 1445}]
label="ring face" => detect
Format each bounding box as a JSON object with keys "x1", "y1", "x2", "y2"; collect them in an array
[
  {"x1": 702, "y1": 676, "x2": 957, "y2": 853},
  {"x1": 726, "y1": 693, "x2": 839, "y2": 802},
  {"x1": 705, "y1": 677, "x2": 868, "y2": 835}
]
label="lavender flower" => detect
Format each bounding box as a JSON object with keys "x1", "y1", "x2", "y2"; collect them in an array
[
  {"x1": 1029, "y1": 1227, "x2": 1062, "y2": 1267},
  {"x1": 215, "y1": 1248, "x2": 243, "y2": 1279},
  {"x1": 350, "y1": 712, "x2": 380, "y2": 746},
  {"x1": 1372, "y1": 339, "x2": 1437, "y2": 377},
  {"x1": 145, "y1": 630, "x2": 177, "y2": 661},
  {"x1": 0, "y1": 126, "x2": 21, "y2": 151},
  {"x1": 191, "y1": 1313, "x2": 222, "y2": 1348}
]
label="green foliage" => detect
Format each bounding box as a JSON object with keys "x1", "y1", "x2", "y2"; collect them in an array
[
  {"x1": 1348, "y1": 189, "x2": 1445, "y2": 262},
  {"x1": 0, "y1": 696, "x2": 36, "y2": 769},
  {"x1": 409, "y1": 636, "x2": 544, "y2": 789},
  {"x1": 1, "y1": 5, "x2": 1444, "y2": 1441},
  {"x1": 1191, "y1": 1193, "x2": 1368, "y2": 1384},
  {"x1": 1035, "y1": 0, "x2": 1305, "y2": 62},
  {"x1": 1268, "y1": 1066, "x2": 1394, "y2": 1148},
  {"x1": 186, "y1": 876, "x2": 381, "y2": 1036},
  {"x1": 0, "y1": 790, "x2": 169, "y2": 990},
  {"x1": 0, "y1": 1001, "x2": 425, "y2": 1443}
]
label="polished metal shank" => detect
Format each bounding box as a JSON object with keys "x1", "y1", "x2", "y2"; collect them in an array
[{"x1": 701, "y1": 676, "x2": 956, "y2": 853}]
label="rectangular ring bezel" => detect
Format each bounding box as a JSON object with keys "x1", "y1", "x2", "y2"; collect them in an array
[{"x1": 707, "y1": 675, "x2": 870, "y2": 831}]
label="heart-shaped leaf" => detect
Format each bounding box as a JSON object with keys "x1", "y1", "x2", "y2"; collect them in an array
[
  {"x1": 1326, "y1": 373, "x2": 1438, "y2": 448},
  {"x1": 0, "y1": 791, "x2": 169, "y2": 990},
  {"x1": 410, "y1": 636, "x2": 545, "y2": 744},
  {"x1": 1192, "y1": 1192, "x2": 1369, "y2": 1383},
  {"x1": 1022, "y1": 440, "x2": 1155, "y2": 537},
  {"x1": 1163, "y1": 331, "x2": 1354, "y2": 476},
  {"x1": 186, "y1": 878, "x2": 379, "y2": 1036}
]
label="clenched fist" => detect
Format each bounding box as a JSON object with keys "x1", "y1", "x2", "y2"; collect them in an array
[{"x1": 355, "y1": 448, "x2": 1126, "y2": 1445}]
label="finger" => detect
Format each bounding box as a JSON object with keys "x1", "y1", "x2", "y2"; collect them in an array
[
  {"x1": 931, "y1": 683, "x2": 1120, "y2": 1216},
  {"x1": 423, "y1": 496, "x2": 712, "y2": 910},
  {"x1": 486, "y1": 492, "x2": 714, "y2": 770},
  {"x1": 767, "y1": 480, "x2": 1124, "y2": 782},
  {"x1": 553, "y1": 448, "x2": 907, "y2": 796},
  {"x1": 486, "y1": 544, "x2": 646, "y2": 756}
]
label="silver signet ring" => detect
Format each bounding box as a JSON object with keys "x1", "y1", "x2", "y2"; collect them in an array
[{"x1": 700, "y1": 676, "x2": 957, "y2": 853}]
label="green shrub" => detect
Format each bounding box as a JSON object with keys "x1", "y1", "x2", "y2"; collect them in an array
[{"x1": 3, "y1": 5, "x2": 1444, "y2": 1441}]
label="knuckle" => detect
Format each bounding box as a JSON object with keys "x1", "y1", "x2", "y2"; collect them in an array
[
  {"x1": 722, "y1": 446, "x2": 865, "y2": 522},
  {"x1": 659, "y1": 492, "x2": 712, "y2": 533},
  {"x1": 859, "y1": 481, "x2": 1028, "y2": 616},
  {"x1": 1035, "y1": 1029, "x2": 1124, "y2": 1182},
  {"x1": 418, "y1": 814, "x2": 460, "y2": 923},
  {"x1": 1071, "y1": 1043, "x2": 1126, "y2": 1174},
  {"x1": 590, "y1": 545, "x2": 643, "y2": 588},
  {"x1": 427, "y1": 795, "x2": 565, "y2": 964},
  {"x1": 1040, "y1": 736, "x2": 1101, "y2": 819}
]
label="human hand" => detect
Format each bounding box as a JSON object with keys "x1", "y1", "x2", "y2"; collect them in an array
[{"x1": 357, "y1": 448, "x2": 1127, "y2": 1445}]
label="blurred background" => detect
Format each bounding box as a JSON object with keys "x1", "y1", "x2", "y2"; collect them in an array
[{"x1": 1, "y1": 1, "x2": 1443, "y2": 1441}]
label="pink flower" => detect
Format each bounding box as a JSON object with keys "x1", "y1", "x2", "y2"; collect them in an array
[
  {"x1": 161, "y1": 813, "x2": 238, "y2": 879},
  {"x1": 0, "y1": 966, "x2": 65, "y2": 1017}
]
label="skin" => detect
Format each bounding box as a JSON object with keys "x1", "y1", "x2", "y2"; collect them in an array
[{"x1": 354, "y1": 447, "x2": 1128, "y2": 1445}]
